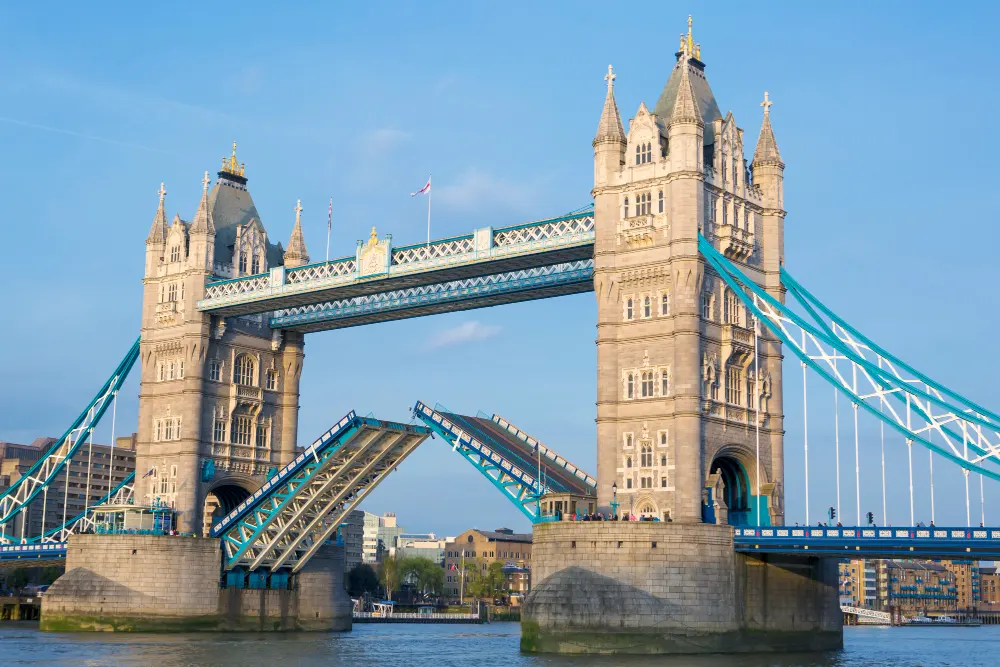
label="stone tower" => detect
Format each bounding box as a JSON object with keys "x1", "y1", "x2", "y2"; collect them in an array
[
  {"x1": 136, "y1": 144, "x2": 307, "y2": 533},
  {"x1": 593, "y1": 18, "x2": 785, "y2": 525}
]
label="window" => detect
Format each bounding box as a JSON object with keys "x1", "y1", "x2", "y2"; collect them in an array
[
  {"x1": 179, "y1": 282, "x2": 184, "y2": 301},
  {"x1": 170, "y1": 246, "x2": 180, "y2": 262},
  {"x1": 209, "y1": 359, "x2": 222, "y2": 382},
  {"x1": 157, "y1": 363, "x2": 164, "y2": 382},
  {"x1": 239, "y1": 251, "x2": 248, "y2": 274},
  {"x1": 626, "y1": 297, "x2": 634, "y2": 320},
  {"x1": 637, "y1": 192, "x2": 651, "y2": 216},
  {"x1": 624, "y1": 433, "x2": 633, "y2": 448},
  {"x1": 658, "y1": 190, "x2": 664, "y2": 213},
  {"x1": 626, "y1": 478, "x2": 633, "y2": 489},
  {"x1": 727, "y1": 367, "x2": 743, "y2": 405},
  {"x1": 644, "y1": 143, "x2": 652, "y2": 163},
  {"x1": 178, "y1": 361, "x2": 184, "y2": 379},
  {"x1": 154, "y1": 420, "x2": 161, "y2": 441},
  {"x1": 724, "y1": 290, "x2": 742, "y2": 326},
  {"x1": 256, "y1": 422, "x2": 268, "y2": 448},
  {"x1": 641, "y1": 371, "x2": 653, "y2": 398},
  {"x1": 626, "y1": 457, "x2": 632, "y2": 468},
  {"x1": 640, "y1": 445, "x2": 652, "y2": 467},
  {"x1": 163, "y1": 419, "x2": 174, "y2": 441},
  {"x1": 660, "y1": 455, "x2": 667, "y2": 466},
  {"x1": 661, "y1": 476, "x2": 667, "y2": 488},
  {"x1": 643, "y1": 296, "x2": 651, "y2": 318},
  {"x1": 661, "y1": 293, "x2": 669, "y2": 316},
  {"x1": 233, "y1": 416, "x2": 252, "y2": 446},
  {"x1": 627, "y1": 373, "x2": 634, "y2": 399},
  {"x1": 635, "y1": 144, "x2": 641, "y2": 165},
  {"x1": 235, "y1": 354, "x2": 256, "y2": 386},
  {"x1": 251, "y1": 254, "x2": 260, "y2": 275},
  {"x1": 747, "y1": 374, "x2": 756, "y2": 410},
  {"x1": 266, "y1": 370, "x2": 277, "y2": 391},
  {"x1": 660, "y1": 369, "x2": 669, "y2": 396},
  {"x1": 213, "y1": 420, "x2": 226, "y2": 443},
  {"x1": 624, "y1": 196, "x2": 629, "y2": 218},
  {"x1": 701, "y1": 293, "x2": 713, "y2": 320},
  {"x1": 659, "y1": 431, "x2": 668, "y2": 447},
  {"x1": 167, "y1": 283, "x2": 178, "y2": 302}
]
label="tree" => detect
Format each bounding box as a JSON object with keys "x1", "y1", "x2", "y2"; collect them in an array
[
  {"x1": 345, "y1": 563, "x2": 379, "y2": 598},
  {"x1": 377, "y1": 554, "x2": 401, "y2": 599},
  {"x1": 399, "y1": 556, "x2": 444, "y2": 598},
  {"x1": 468, "y1": 561, "x2": 505, "y2": 600}
]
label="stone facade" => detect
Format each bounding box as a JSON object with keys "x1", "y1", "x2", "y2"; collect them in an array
[
  {"x1": 592, "y1": 18, "x2": 785, "y2": 525},
  {"x1": 137, "y1": 148, "x2": 309, "y2": 533},
  {"x1": 522, "y1": 522, "x2": 841, "y2": 654}
]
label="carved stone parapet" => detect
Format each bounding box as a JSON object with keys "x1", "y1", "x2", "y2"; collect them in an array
[
  {"x1": 720, "y1": 323, "x2": 754, "y2": 368},
  {"x1": 617, "y1": 214, "x2": 660, "y2": 249},
  {"x1": 716, "y1": 223, "x2": 754, "y2": 261}
]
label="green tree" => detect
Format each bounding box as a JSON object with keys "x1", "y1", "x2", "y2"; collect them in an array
[
  {"x1": 377, "y1": 554, "x2": 401, "y2": 599},
  {"x1": 345, "y1": 563, "x2": 379, "y2": 598},
  {"x1": 399, "y1": 556, "x2": 444, "y2": 598},
  {"x1": 468, "y1": 561, "x2": 505, "y2": 600}
]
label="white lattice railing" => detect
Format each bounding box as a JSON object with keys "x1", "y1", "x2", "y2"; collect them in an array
[
  {"x1": 392, "y1": 237, "x2": 475, "y2": 266},
  {"x1": 493, "y1": 214, "x2": 594, "y2": 247},
  {"x1": 287, "y1": 259, "x2": 356, "y2": 283},
  {"x1": 204, "y1": 275, "x2": 270, "y2": 300}
]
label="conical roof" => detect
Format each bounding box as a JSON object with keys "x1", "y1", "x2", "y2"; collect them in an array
[
  {"x1": 653, "y1": 56, "x2": 721, "y2": 142},
  {"x1": 146, "y1": 182, "x2": 168, "y2": 244},
  {"x1": 594, "y1": 65, "x2": 626, "y2": 144},
  {"x1": 753, "y1": 92, "x2": 783, "y2": 165},
  {"x1": 283, "y1": 200, "x2": 309, "y2": 266},
  {"x1": 190, "y1": 171, "x2": 216, "y2": 235},
  {"x1": 668, "y1": 56, "x2": 703, "y2": 127}
]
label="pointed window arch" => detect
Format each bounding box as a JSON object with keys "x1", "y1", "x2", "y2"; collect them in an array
[
  {"x1": 643, "y1": 142, "x2": 652, "y2": 163},
  {"x1": 626, "y1": 297, "x2": 634, "y2": 321},
  {"x1": 627, "y1": 373, "x2": 634, "y2": 399},
  {"x1": 641, "y1": 444, "x2": 652, "y2": 467},
  {"x1": 641, "y1": 371, "x2": 654, "y2": 398},
  {"x1": 643, "y1": 295, "x2": 651, "y2": 318},
  {"x1": 635, "y1": 144, "x2": 641, "y2": 165},
  {"x1": 624, "y1": 196, "x2": 629, "y2": 218},
  {"x1": 658, "y1": 190, "x2": 664, "y2": 213},
  {"x1": 234, "y1": 354, "x2": 256, "y2": 386},
  {"x1": 661, "y1": 292, "x2": 669, "y2": 316},
  {"x1": 626, "y1": 456, "x2": 632, "y2": 468}
]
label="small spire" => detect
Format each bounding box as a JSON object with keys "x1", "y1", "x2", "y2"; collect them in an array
[
  {"x1": 753, "y1": 91, "x2": 783, "y2": 165},
  {"x1": 220, "y1": 141, "x2": 246, "y2": 178},
  {"x1": 190, "y1": 171, "x2": 216, "y2": 235},
  {"x1": 669, "y1": 54, "x2": 703, "y2": 127},
  {"x1": 146, "y1": 182, "x2": 168, "y2": 244},
  {"x1": 594, "y1": 64, "x2": 626, "y2": 144},
  {"x1": 284, "y1": 199, "x2": 309, "y2": 267},
  {"x1": 678, "y1": 15, "x2": 702, "y2": 61}
]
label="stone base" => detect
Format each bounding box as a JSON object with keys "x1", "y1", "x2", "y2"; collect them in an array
[
  {"x1": 41, "y1": 535, "x2": 352, "y2": 632},
  {"x1": 521, "y1": 522, "x2": 842, "y2": 654}
]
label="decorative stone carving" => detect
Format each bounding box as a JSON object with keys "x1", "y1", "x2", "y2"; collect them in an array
[{"x1": 358, "y1": 226, "x2": 389, "y2": 277}]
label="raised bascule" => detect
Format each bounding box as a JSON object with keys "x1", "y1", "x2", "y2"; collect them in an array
[{"x1": 5, "y1": 14, "x2": 1000, "y2": 653}]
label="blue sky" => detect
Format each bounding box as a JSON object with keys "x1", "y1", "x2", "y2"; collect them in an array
[{"x1": 1, "y1": 3, "x2": 998, "y2": 536}]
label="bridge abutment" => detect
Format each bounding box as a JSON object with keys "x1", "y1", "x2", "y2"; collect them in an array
[
  {"x1": 40, "y1": 535, "x2": 352, "y2": 632},
  {"x1": 521, "y1": 522, "x2": 841, "y2": 654}
]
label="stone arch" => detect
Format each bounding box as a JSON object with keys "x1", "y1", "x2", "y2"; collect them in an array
[
  {"x1": 634, "y1": 495, "x2": 658, "y2": 519},
  {"x1": 708, "y1": 444, "x2": 767, "y2": 527},
  {"x1": 202, "y1": 477, "x2": 255, "y2": 537}
]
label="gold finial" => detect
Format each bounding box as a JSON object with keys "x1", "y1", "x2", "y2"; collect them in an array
[
  {"x1": 158, "y1": 182, "x2": 166, "y2": 202},
  {"x1": 220, "y1": 140, "x2": 246, "y2": 177},
  {"x1": 695, "y1": 43, "x2": 701, "y2": 60},
  {"x1": 680, "y1": 33, "x2": 686, "y2": 53},
  {"x1": 687, "y1": 15, "x2": 694, "y2": 57},
  {"x1": 368, "y1": 226, "x2": 378, "y2": 245},
  {"x1": 761, "y1": 91, "x2": 773, "y2": 116},
  {"x1": 202, "y1": 171, "x2": 211, "y2": 191}
]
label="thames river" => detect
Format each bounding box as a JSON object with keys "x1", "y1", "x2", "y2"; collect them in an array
[{"x1": 3, "y1": 622, "x2": 998, "y2": 666}]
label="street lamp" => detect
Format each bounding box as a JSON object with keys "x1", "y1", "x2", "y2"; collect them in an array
[{"x1": 611, "y1": 482, "x2": 619, "y2": 518}]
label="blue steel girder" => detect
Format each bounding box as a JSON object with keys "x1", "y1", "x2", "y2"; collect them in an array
[
  {"x1": 0, "y1": 338, "x2": 139, "y2": 537},
  {"x1": 196, "y1": 209, "x2": 594, "y2": 317},
  {"x1": 0, "y1": 542, "x2": 67, "y2": 563},
  {"x1": 490, "y1": 413, "x2": 597, "y2": 494},
  {"x1": 216, "y1": 412, "x2": 430, "y2": 572},
  {"x1": 270, "y1": 260, "x2": 593, "y2": 333},
  {"x1": 26, "y1": 472, "x2": 136, "y2": 545},
  {"x1": 699, "y1": 235, "x2": 1000, "y2": 480},
  {"x1": 414, "y1": 402, "x2": 549, "y2": 522},
  {"x1": 734, "y1": 526, "x2": 1000, "y2": 560}
]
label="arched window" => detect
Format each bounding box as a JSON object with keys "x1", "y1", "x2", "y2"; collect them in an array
[
  {"x1": 626, "y1": 297, "x2": 634, "y2": 320},
  {"x1": 641, "y1": 445, "x2": 652, "y2": 467},
  {"x1": 627, "y1": 373, "x2": 634, "y2": 399},
  {"x1": 170, "y1": 246, "x2": 180, "y2": 262},
  {"x1": 234, "y1": 354, "x2": 256, "y2": 386},
  {"x1": 658, "y1": 190, "x2": 664, "y2": 213},
  {"x1": 626, "y1": 457, "x2": 632, "y2": 468},
  {"x1": 660, "y1": 454, "x2": 667, "y2": 466},
  {"x1": 661, "y1": 293, "x2": 669, "y2": 316},
  {"x1": 251, "y1": 254, "x2": 260, "y2": 274},
  {"x1": 624, "y1": 196, "x2": 629, "y2": 218},
  {"x1": 625, "y1": 433, "x2": 633, "y2": 448},
  {"x1": 661, "y1": 370, "x2": 669, "y2": 396},
  {"x1": 641, "y1": 372, "x2": 654, "y2": 398},
  {"x1": 643, "y1": 143, "x2": 652, "y2": 163},
  {"x1": 635, "y1": 144, "x2": 641, "y2": 165},
  {"x1": 643, "y1": 296, "x2": 651, "y2": 318},
  {"x1": 239, "y1": 251, "x2": 248, "y2": 274}
]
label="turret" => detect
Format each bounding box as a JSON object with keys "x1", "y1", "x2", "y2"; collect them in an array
[
  {"x1": 283, "y1": 200, "x2": 310, "y2": 268},
  {"x1": 593, "y1": 64, "x2": 626, "y2": 188},
  {"x1": 145, "y1": 183, "x2": 168, "y2": 277},
  {"x1": 188, "y1": 171, "x2": 216, "y2": 272},
  {"x1": 751, "y1": 91, "x2": 785, "y2": 277},
  {"x1": 666, "y1": 53, "x2": 704, "y2": 178}
]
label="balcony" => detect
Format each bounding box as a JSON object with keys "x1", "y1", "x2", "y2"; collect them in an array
[
  {"x1": 716, "y1": 223, "x2": 754, "y2": 261},
  {"x1": 720, "y1": 323, "x2": 755, "y2": 369},
  {"x1": 617, "y1": 214, "x2": 658, "y2": 249},
  {"x1": 155, "y1": 301, "x2": 178, "y2": 324}
]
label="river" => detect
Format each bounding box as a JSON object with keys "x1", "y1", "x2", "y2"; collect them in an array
[{"x1": 3, "y1": 622, "x2": 998, "y2": 666}]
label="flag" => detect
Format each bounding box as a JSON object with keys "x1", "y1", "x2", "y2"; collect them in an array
[
  {"x1": 327, "y1": 198, "x2": 333, "y2": 232},
  {"x1": 411, "y1": 176, "x2": 431, "y2": 197},
  {"x1": 142, "y1": 467, "x2": 155, "y2": 479}
]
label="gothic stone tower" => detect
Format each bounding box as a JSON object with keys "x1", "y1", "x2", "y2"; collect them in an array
[
  {"x1": 593, "y1": 20, "x2": 786, "y2": 525},
  {"x1": 137, "y1": 145, "x2": 310, "y2": 533}
]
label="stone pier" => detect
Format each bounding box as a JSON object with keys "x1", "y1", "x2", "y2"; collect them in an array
[
  {"x1": 40, "y1": 535, "x2": 352, "y2": 632},
  {"x1": 521, "y1": 522, "x2": 842, "y2": 654}
]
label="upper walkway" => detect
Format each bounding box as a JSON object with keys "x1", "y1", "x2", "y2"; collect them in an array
[
  {"x1": 734, "y1": 525, "x2": 1000, "y2": 559},
  {"x1": 196, "y1": 209, "x2": 595, "y2": 330}
]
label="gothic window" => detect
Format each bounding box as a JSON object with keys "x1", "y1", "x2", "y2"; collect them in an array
[
  {"x1": 159, "y1": 472, "x2": 169, "y2": 495},
  {"x1": 626, "y1": 297, "x2": 634, "y2": 320},
  {"x1": 153, "y1": 420, "x2": 161, "y2": 441},
  {"x1": 239, "y1": 251, "x2": 248, "y2": 275},
  {"x1": 747, "y1": 374, "x2": 756, "y2": 410},
  {"x1": 660, "y1": 293, "x2": 669, "y2": 316},
  {"x1": 660, "y1": 368, "x2": 669, "y2": 396},
  {"x1": 624, "y1": 432, "x2": 634, "y2": 448},
  {"x1": 164, "y1": 419, "x2": 174, "y2": 441},
  {"x1": 167, "y1": 283, "x2": 178, "y2": 302},
  {"x1": 170, "y1": 246, "x2": 180, "y2": 262},
  {"x1": 658, "y1": 190, "x2": 664, "y2": 213},
  {"x1": 627, "y1": 373, "x2": 634, "y2": 399},
  {"x1": 659, "y1": 431, "x2": 668, "y2": 448},
  {"x1": 638, "y1": 192, "x2": 651, "y2": 216},
  {"x1": 727, "y1": 367, "x2": 743, "y2": 405},
  {"x1": 178, "y1": 360, "x2": 184, "y2": 379},
  {"x1": 641, "y1": 371, "x2": 653, "y2": 398},
  {"x1": 232, "y1": 416, "x2": 252, "y2": 446},
  {"x1": 661, "y1": 476, "x2": 667, "y2": 488},
  {"x1": 624, "y1": 196, "x2": 629, "y2": 218},
  {"x1": 724, "y1": 290, "x2": 742, "y2": 326},
  {"x1": 256, "y1": 422, "x2": 268, "y2": 448},
  {"x1": 660, "y1": 454, "x2": 667, "y2": 466},
  {"x1": 179, "y1": 282, "x2": 184, "y2": 301},
  {"x1": 635, "y1": 144, "x2": 641, "y2": 165},
  {"x1": 209, "y1": 359, "x2": 222, "y2": 382},
  {"x1": 626, "y1": 456, "x2": 632, "y2": 468},
  {"x1": 711, "y1": 381, "x2": 719, "y2": 401},
  {"x1": 157, "y1": 363, "x2": 164, "y2": 382},
  {"x1": 234, "y1": 354, "x2": 256, "y2": 386},
  {"x1": 251, "y1": 254, "x2": 261, "y2": 275},
  {"x1": 643, "y1": 142, "x2": 652, "y2": 163},
  {"x1": 641, "y1": 445, "x2": 652, "y2": 467},
  {"x1": 701, "y1": 293, "x2": 712, "y2": 320},
  {"x1": 626, "y1": 478, "x2": 633, "y2": 489},
  {"x1": 167, "y1": 362, "x2": 175, "y2": 380},
  {"x1": 213, "y1": 419, "x2": 226, "y2": 443},
  {"x1": 266, "y1": 370, "x2": 278, "y2": 391},
  {"x1": 643, "y1": 295, "x2": 651, "y2": 318}
]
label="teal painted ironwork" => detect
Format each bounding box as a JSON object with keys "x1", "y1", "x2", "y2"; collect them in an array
[{"x1": 25, "y1": 471, "x2": 136, "y2": 544}]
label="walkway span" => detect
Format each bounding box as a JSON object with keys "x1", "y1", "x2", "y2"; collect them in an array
[{"x1": 734, "y1": 526, "x2": 1000, "y2": 560}]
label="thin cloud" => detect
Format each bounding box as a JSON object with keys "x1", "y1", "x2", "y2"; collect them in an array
[
  {"x1": 435, "y1": 168, "x2": 540, "y2": 213},
  {"x1": 0, "y1": 116, "x2": 179, "y2": 155},
  {"x1": 427, "y1": 321, "x2": 501, "y2": 350},
  {"x1": 365, "y1": 127, "x2": 412, "y2": 158}
]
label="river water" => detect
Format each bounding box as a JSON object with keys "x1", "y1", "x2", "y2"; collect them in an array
[{"x1": 3, "y1": 622, "x2": 997, "y2": 666}]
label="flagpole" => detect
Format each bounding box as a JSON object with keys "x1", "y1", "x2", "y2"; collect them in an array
[
  {"x1": 326, "y1": 198, "x2": 332, "y2": 263},
  {"x1": 426, "y1": 175, "x2": 432, "y2": 247}
]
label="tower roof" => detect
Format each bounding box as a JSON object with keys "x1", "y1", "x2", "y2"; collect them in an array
[
  {"x1": 752, "y1": 92, "x2": 783, "y2": 165},
  {"x1": 283, "y1": 199, "x2": 310, "y2": 266},
  {"x1": 652, "y1": 16, "x2": 722, "y2": 143},
  {"x1": 146, "y1": 182, "x2": 168, "y2": 245},
  {"x1": 594, "y1": 64, "x2": 626, "y2": 144},
  {"x1": 668, "y1": 54, "x2": 703, "y2": 128},
  {"x1": 189, "y1": 171, "x2": 216, "y2": 235}
]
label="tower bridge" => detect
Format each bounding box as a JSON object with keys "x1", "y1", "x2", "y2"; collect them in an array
[{"x1": 3, "y1": 13, "x2": 998, "y2": 653}]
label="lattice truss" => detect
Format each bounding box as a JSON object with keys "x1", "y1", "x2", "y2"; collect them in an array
[
  {"x1": 414, "y1": 402, "x2": 547, "y2": 522},
  {"x1": 0, "y1": 339, "x2": 139, "y2": 541},
  {"x1": 700, "y1": 236, "x2": 1000, "y2": 481},
  {"x1": 28, "y1": 473, "x2": 135, "y2": 545},
  {"x1": 392, "y1": 237, "x2": 475, "y2": 266},
  {"x1": 215, "y1": 414, "x2": 430, "y2": 572},
  {"x1": 493, "y1": 212, "x2": 594, "y2": 247},
  {"x1": 287, "y1": 258, "x2": 357, "y2": 284},
  {"x1": 272, "y1": 260, "x2": 593, "y2": 327},
  {"x1": 204, "y1": 274, "x2": 270, "y2": 300}
]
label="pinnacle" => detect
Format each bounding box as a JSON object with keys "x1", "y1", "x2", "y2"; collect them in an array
[
  {"x1": 753, "y1": 92, "x2": 782, "y2": 165},
  {"x1": 283, "y1": 200, "x2": 309, "y2": 267},
  {"x1": 594, "y1": 64, "x2": 626, "y2": 144},
  {"x1": 190, "y1": 171, "x2": 216, "y2": 235},
  {"x1": 146, "y1": 182, "x2": 168, "y2": 245},
  {"x1": 669, "y1": 56, "x2": 703, "y2": 127}
]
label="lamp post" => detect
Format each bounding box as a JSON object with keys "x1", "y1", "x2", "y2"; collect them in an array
[{"x1": 611, "y1": 482, "x2": 619, "y2": 518}]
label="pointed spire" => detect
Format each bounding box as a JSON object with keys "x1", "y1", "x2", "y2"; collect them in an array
[
  {"x1": 753, "y1": 91, "x2": 783, "y2": 165},
  {"x1": 190, "y1": 171, "x2": 215, "y2": 235},
  {"x1": 594, "y1": 64, "x2": 626, "y2": 145},
  {"x1": 669, "y1": 54, "x2": 703, "y2": 127},
  {"x1": 146, "y1": 182, "x2": 168, "y2": 245},
  {"x1": 283, "y1": 199, "x2": 310, "y2": 267}
]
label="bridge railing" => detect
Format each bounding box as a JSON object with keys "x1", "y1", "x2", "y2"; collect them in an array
[{"x1": 735, "y1": 526, "x2": 1000, "y2": 541}]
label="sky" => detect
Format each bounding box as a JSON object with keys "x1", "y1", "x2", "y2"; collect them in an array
[{"x1": 1, "y1": 2, "x2": 998, "y2": 536}]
